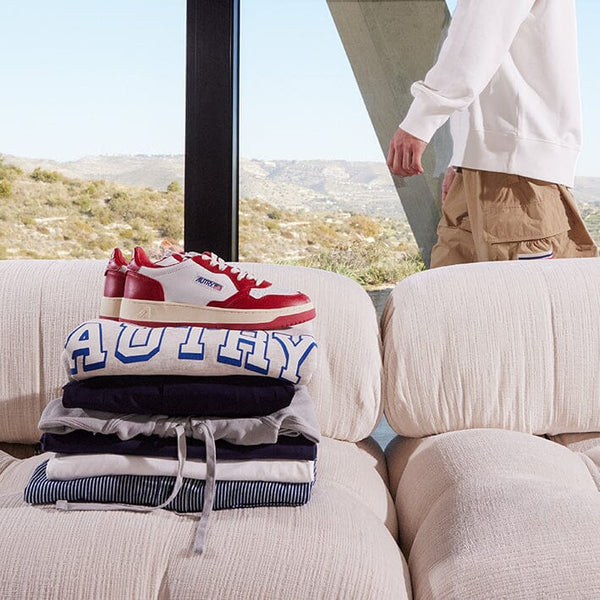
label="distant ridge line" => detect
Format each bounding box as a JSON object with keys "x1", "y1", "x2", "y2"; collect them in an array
[{"x1": 3, "y1": 153, "x2": 600, "y2": 217}]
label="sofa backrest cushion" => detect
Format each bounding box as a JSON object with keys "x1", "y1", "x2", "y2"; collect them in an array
[
  {"x1": 0, "y1": 260, "x2": 105, "y2": 444},
  {"x1": 0, "y1": 259, "x2": 381, "y2": 444},
  {"x1": 240, "y1": 263, "x2": 382, "y2": 441},
  {"x1": 382, "y1": 258, "x2": 600, "y2": 437}
]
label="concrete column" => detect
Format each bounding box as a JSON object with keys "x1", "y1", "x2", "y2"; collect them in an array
[{"x1": 327, "y1": 0, "x2": 452, "y2": 267}]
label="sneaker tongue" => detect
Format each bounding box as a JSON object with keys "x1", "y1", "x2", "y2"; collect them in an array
[{"x1": 195, "y1": 252, "x2": 265, "y2": 287}]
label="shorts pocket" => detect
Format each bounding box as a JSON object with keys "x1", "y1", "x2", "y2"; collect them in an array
[
  {"x1": 481, "y1": 176, "x2": 569, "y2": 244},
  {"x1": 440, "y1": 173, "x2": 472, "y2": 232}
]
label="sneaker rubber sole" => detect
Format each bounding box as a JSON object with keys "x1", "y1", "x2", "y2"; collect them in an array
[
  {"x1": 100, "y1": 296, "x2": 122, "y2": 321},
  {"x1": 118, "y1": 297, "x2": 316, "y2": 329}
]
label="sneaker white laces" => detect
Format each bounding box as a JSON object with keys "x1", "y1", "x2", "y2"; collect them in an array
[{"x1": 201, "y1": 252, "x2": 265, "y2": 286}]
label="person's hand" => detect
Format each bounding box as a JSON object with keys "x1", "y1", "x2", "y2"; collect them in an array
[
  {"x1": 441, "y1": 166, "x2": 457, "y2": 203},
  {"x1": 387, "y1": 128, "x2": 427, "y2": 177}
]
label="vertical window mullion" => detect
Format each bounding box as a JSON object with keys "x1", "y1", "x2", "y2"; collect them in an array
[{"x1": 184, "y1": 0, "x2": 239, "y2": 260}]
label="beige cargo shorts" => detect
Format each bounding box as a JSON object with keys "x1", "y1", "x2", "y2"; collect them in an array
[{"x1": 430, "y1": 168, "x2": 598, "y2": 268}]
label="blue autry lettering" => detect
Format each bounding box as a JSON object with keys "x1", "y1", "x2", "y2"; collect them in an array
[
  {"x1": 217, "y1": 330, "x2": 270, "y2": 375},
  {"x1": 178, "y1": 326, "x2": 206, "y2": 360},
  {"x1": 272, "y1": 333, "x2": 317, "y2": 384},
  {"x1": 65, "y1": 322, "x2": 107, "y2": 375},
  {"x1": 115, "y1": 323, "x2": 165, "y2": 364}
]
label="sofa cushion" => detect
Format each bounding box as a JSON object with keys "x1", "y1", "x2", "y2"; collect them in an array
[
  {"x1": 383, "y1": 258, "x2": 600, "y2": 437},
  {"x1": 0, "y1": 259, "x2": 382, "y2": 444},
  {"x1": 0, "y1": 437, "x2": 410, "y2": 600},
  {"x1": 386, "y1": 429, "x2": 600, "y2": 600},
  {"x1": 246, "y1": 263, "x2": 383, "y2": 441},
  {"x1": 0, "y1": 260, "x2": 105, "y2": 444}
]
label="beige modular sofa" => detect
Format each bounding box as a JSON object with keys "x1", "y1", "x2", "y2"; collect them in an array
[
  {"x1": 0, "y1": 259, "x2": 411, "y2": 600},
  {"x1": 4, "y1": 256, "x2": 600, "y2": 600},
  {"x1": 382, "y1": 257, "x2": 600, "y2": 600}
]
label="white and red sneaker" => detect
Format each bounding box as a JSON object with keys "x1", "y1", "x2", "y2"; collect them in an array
[
  {"x1": 119, "y1": 247, "x2": 316, "y2": 329},
  {"x1": 99, "y1": 248, "x2": 185, "y2": 321}
]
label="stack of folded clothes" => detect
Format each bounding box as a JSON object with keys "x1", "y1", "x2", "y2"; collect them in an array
[{"x1": 24, "y1": 247, "x2": 320, "y2": 553}]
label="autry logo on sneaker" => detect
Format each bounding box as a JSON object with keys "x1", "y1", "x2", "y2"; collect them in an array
[{"x1": 194, "y1": 276, "x2": 223, "y2": 291}]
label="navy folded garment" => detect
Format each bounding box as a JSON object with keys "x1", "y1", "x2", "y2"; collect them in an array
[
  {"x1": 40, "y1": 431, "x2": 318, "y2": 461},
  {"x1": 62, "y1": 375, "x2": 295, "y2": 418},
  {"x1": 24, "y1": 461, "x2": 315, "y2": 512}
]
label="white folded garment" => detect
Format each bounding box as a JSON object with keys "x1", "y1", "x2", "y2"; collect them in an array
[
  {"x1": 46, "y1": 453, "x2": 316, "y2": 483},
  {"x1": 63, "y1": 319, "x2": 318, "y2": 385}
]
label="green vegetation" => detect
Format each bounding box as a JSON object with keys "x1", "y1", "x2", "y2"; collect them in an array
[
  {"x1": 0, "y1": 156, "x2": 21, "y2": 199},
  {"x1": 239, "y1": 198, "x2": 424, "y2": 287},
  {"x1": 30, "y1": 167, "x2": 63, "y2": 183},
  {"x1": 167, "y1": 180, "x2": 182, "y2": 193},
  {"x1": 7, "y1": 157, "x2": 600, "y2": 288},
  {"x1": 0, "y1": 159, "x2": 422, "y2": 286},
  {"x1": 0, "y1": 156, "x2": 23, "y2": 180},
  {"x1": 296, "y1": 242, "x2": 424, "y2": 287},
  {"x1": 0, "y1": 180, "x2": 11, "y2": 198},
  {"x1": 0, "y1": 160, "x2": 184, "y2": 260}
]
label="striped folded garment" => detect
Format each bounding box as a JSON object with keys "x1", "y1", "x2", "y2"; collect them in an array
[{"x1": 25, "y1": 460, "x2": 316, "y2": 512}]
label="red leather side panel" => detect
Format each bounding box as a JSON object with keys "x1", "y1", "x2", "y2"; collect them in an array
[
  {"x1": 124, "y1": 271, "x2": 165, "y2": 301},
  {"x1": 103, "y1": 271, "x2": 126, "y2": 298}
]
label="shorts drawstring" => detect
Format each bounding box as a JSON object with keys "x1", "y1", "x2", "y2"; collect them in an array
[
  {"x1": 55, "y1": 422, "x2": 218, "y2": 555},
  {"x1": 193, "y1": 422, "x2": 216, "y2": 554},
  {"x1": 55, "y1": 424, "x2": 188, "y2": 513}
]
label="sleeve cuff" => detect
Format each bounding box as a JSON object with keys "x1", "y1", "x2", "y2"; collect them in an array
[{"x1": 399, "y1": 93, "x2": 453, "y2": 144}]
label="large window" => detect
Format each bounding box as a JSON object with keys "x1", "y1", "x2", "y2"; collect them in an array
[
  {"x1": 239, "y1": 0, "x2": 422, "y2": 287},
  {"x1": 0, "y1": 0, "x2": 185, "y2": 259},
  {"x1": 238, "y1": 0, "x2": 600, "y2": 282},
  {"x1": 1, "y1": 0, "x2": 599, "y2": 275}
]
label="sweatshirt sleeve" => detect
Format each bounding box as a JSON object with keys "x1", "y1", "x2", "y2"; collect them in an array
[{"x1": 400, "y1": 0, "x2": 536, "y2": 143}]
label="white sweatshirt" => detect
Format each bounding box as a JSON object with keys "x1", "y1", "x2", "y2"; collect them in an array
[{"x1": 400, "y1": 0, "x2": 581, "y2": 187}]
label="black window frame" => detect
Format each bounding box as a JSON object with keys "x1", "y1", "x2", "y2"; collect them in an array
[{"x1": 184, "y1": 0, "x2": 240, "y2": 261}]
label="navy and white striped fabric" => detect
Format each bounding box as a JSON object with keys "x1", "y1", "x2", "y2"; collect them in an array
[{"x1": 24, "y1": 461, "x2": 315, "y2": 512}]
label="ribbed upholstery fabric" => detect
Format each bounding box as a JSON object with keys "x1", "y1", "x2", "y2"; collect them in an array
[
  {"x1": 0, "y1": 260, "x2": 381, "y2": 444},
  {"x1": 382, "y1": 258, "x2": 600, "y2": 437},
  {"x1": 0, "y1": 260, "x2": 105, "y2": 443},
  {"x1": 1, "y1": 437, "x2": 410, "y2": 600},
  {"x1": 386, "y1": 429, "x2": 600, "y2": 600},
  {"x1": 0, "y1": 257, "x2": 403, "y2": 598}
]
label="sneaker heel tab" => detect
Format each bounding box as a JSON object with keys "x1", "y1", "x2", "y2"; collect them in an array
[
  {"x1": 110, "y1": 247, "x2": 128, "y2": 266},
  {"x1": 106, "y1": 248, "x2": 128, "y2": 273},
  {"x1": 133, "y1": 246, "x2": 153, "y2": 268},
  {"x1": 114, "y1": 247, "x2": 126, "y2": 262}
]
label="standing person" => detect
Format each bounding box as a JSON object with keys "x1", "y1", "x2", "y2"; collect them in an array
[{"x1": 387, "y1": 0, "x2": 598, "y2": 267}]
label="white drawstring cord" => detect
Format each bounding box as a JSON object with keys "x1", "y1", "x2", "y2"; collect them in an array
[{"x1": 193, "y1": 421, "x2": 216, "y2": 554}]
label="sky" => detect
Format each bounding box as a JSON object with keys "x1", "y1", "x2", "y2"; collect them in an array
[{"x1": 0, "y1": 0, "x2": 598, "y2": 176}]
